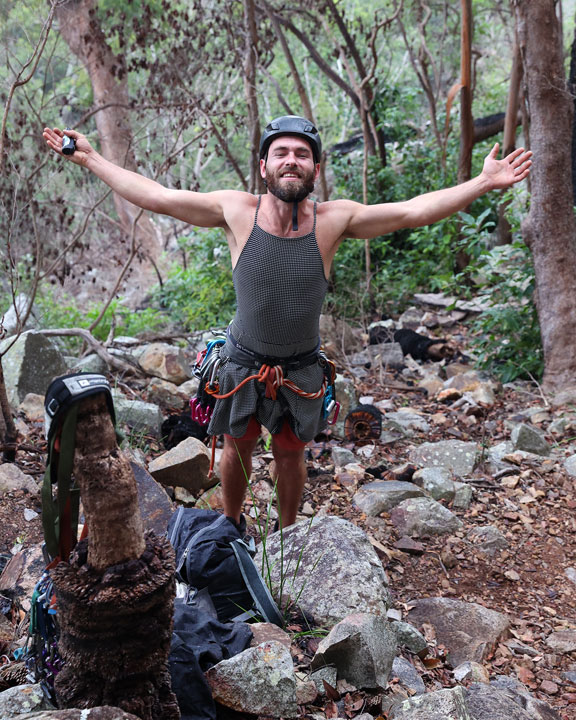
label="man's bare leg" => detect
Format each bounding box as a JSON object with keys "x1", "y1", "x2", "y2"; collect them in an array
[
  {"x1": 271, "y1": 441, "x2": 307, "y2": 528},
  {"x1": 220, "y1": 435, "x2": 259, "y2": 523}
]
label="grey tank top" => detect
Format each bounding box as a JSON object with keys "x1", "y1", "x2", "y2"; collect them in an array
[{"x1": 230, "y1": 196, "x2": 328, "y2": 358}]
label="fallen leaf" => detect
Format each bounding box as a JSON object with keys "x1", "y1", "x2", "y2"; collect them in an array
[
  {"x1": 325, "y1": 700, "x2": 339, "y2": 718},
  {"x1": 422, "y1": 657, "x2": 443, "y2": 669}
]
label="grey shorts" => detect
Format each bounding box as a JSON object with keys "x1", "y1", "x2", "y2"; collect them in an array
[{"x1": 207, "y1": 348, "x2": 327, "y2": 442}]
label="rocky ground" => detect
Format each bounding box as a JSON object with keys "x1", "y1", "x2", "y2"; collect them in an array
[{"x1": 0, "y1": 311, "x2": 576, "y2": 719}]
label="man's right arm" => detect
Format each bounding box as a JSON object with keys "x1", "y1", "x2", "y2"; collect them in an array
[{"x1": 42, "y1": 126, "x2": 237, "y2": 229}]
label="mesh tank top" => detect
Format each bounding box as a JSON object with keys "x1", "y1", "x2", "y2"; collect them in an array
[{"x1": 230, "y1": 196, "x2": 328, "y2": 358}]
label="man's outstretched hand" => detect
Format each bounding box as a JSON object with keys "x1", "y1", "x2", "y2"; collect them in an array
[
  {"x1": 42, "y1": 127, "x2": 93, "y2": 166},
  {"x1": 481, "y1": 143, "x2": 532, "y2": 190}
]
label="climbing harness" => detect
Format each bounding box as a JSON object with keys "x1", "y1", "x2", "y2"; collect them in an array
[{"x1": 190, "y1": 332, "x2": 340, "y2": 476}]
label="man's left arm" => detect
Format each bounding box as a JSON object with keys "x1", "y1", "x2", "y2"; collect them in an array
[{"x1": 344, "y1": 144, "x2": 532, "y2": 240}]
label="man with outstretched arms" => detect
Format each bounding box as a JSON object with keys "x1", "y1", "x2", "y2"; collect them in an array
[{"x1": 43, "y1": 117, "x2": 531, "y2": 529}]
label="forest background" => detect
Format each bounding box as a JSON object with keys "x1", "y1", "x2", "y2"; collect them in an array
[{"x1": 2, "y1": 0, "x2": 576, "y2": 394}]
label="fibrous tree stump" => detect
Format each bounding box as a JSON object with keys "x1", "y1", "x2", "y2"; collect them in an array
[{"x1": 49, "y1": 394, "x2": 179, "y2": 719}]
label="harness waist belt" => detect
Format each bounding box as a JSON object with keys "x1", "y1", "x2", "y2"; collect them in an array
[{"x1": 226, "y1": 328, "x2": 320, "y2": 371}]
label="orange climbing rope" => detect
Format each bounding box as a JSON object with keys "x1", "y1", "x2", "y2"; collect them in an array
[{"x1": 203, "y1": 359, "x2": 335, "y2": 476}]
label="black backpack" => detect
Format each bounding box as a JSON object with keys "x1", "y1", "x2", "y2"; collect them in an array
[{"x1": 167, "y1": 507, "x2": 283, "y2": 626}]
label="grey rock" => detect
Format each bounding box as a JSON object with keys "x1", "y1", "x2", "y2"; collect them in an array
[
  {"x1": 389, "y1": 496, "x2": 463, "y2": 537},
  {"x1": 562, "y1": 670, "x2": 576, "y2": 684},
  {"x1": 0, "y1": 545, "x2": 44, "y2": 613},
  {"x1": 398, "y1": 306, "x2": 423, "y2": 330},
  {"x1": 391, "y1": 621, "x2": 428, "y2": 655},
  {"x1": 148, "y1": 436, "x2": 211, "y2": 491},
  {"x1": 467, "y1": 525, "x2": 509, "y2": 555},
  {"x1": 384, "y1": 411, "x2": 430, "y2": 435},
  {"x1": 564, "y1": 567, "x2": 576, "y2": 585},
  {"x1": 205, "y1": 641, "x2": 298, "y2": 717},
  {"x1": 319, "y1": 314, "x2": 363, "y2": 357},
  {"x1": 17, "y1": 709, "x2": 141, "y2": 719},
  {"x1": 115, "y1": 397, "x2": 164, "y2": 437},
  {"x1": 0, "y1": 684, "x2": 52, "y2": 717},
  {"x1": 146, "y1": 378, "x2": 188, "y2": 411},
  {"x1": 255, "y1": 516, "x2": 390, "y2": 627},
  {"x1": 511, "y1": 424, "x2": 551, "y2": 456},
  {"x1": 564, "y1": 455, "x2": 576, "y2": 478},
  {"x1": 0, "y1": 331, "x2": 67, "y2": 406},
  {"x1": 545, "y1": 629, "x2": 576, "y2": 653},
  {"x1": 391, "y1": 684, "x2": 470, "y2": 720},
  {"x1": 18, "y1": 393, "x2": 45, "y2": 421},
  {"x1": 353, "y1": 481, "x2": 425, "y2": 516},
  {"x1": 138, "y1": 342, "x2": 192, "y2": 384},
  {"x1": 453, "y1": 661, "x2": 490, "y2": 683},
  {"x1": 332, "y1": 447, "x2": 356, "y2": 467},
  {"x1": 369, "y1": 342, "x2": 405, "y2": 370},
  {"x1": 69, "y1": 353, "x2": 109, "y2": 374},
  {"x1": 391, "y1": 656, "x2": 426, "y2": 695},
  {"x1": 412, "y1": 467, "x2": 455, "y2": 502},
  {"x1": 311, "y1": 613, "x2": 397, "y2": 689},
  {"x1": 0, "y1": 463, "x2": 39, "y2": 494},
  {"x1": 309, "y1": 666, "x2": 338, "y2": 694},
  {"x1": 407, "y1": 597, "x2": 510, "y2": 667},
  {"x1": 409, "y1": 440, "x2": 479, "y2": 477},
  {"x1": 468, "y1": 681, "x2": 561, "y2": 720},
  {"x1": 453, "y1": 481, "x2": 474, "y2": 510},
  {"x1": 331, "y1": 374, "x2": 358, "y2": 439},
  {"x1": 1, "y1": 293, "x2": 34, "y2": 335}
]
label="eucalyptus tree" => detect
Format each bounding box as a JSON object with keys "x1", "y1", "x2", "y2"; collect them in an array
[{"x1": 513, "y1": 0, "x2": 576, "y2": 390}]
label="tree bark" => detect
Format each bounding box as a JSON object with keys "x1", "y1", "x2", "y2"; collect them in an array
[
  {"x1": 514, "y1": 0, "x2": 576, "y2": 390},
  {"x1": 50, "y1": 394, "x2": 179, "y2": 718},
  {"x1": 457, "y1": 0, "x2": 474, "y2": 185},
  {"x1": 243, "y1": 0, "x2": 263, "y2": 194},
  {"x1": 55, "y1": 0, "x2": 160, "y2": 263},
  {"x1": 0, "y1": 357, "x2": 17, "y2": 462}
]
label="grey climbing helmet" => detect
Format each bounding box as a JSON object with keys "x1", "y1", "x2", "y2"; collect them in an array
[{"x1": 259, "y1": 115, "x2": 322, "y2": 164}]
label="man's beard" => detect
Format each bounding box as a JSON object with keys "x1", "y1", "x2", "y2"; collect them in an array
[{"x1": 266, "y1": 168, "x2": 315, "y2": 203}]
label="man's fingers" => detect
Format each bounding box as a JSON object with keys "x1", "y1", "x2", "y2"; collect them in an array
[{"x1": 490, "y1": 142, "x2": 500, "y2": 157}]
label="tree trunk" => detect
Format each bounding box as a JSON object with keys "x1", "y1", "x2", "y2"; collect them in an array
[
  {"x1": 514, "y1": 0, "x2": 576, "y2": 390},
  {"x1": 50, "y1": 394, "x2": 179, "y2": 719},
  {"x1": 0, "y1": 357, "x2": 17, "y2": 462},
  {"x1": 455, "y1": 0, "x2": 474, "y2": 272},
  {"x1": 569, "y1": 19, "x2": 576, "y2": 205},
  {"x1": 496, "y1": 40, "x2": 523, "y2": 246},
  {"x1": 55, "y1": 0, "x2": 160, "y2": 263},
  {"x1": 243, "y1": 0, "x2": 263, "y2": 195},
  {"x1": 457, "y1": 0, "x2": 474, "y2": 185}
]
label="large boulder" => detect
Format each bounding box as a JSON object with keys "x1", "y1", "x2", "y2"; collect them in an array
[
  {"x1": 353, "y1": 480, "x2": 425, "y2": 516},
  {"x1": 0, "y1": 331, "x2": 67, "y2": 406},
  {"x1": 409, "y1": 440, "x2": 479, "y2": 477},
  {"x1": 17, "y1": 708, "x2": 142, "y2": 719},
  {"x1": 148, "y1": 437, "x2": 211, "y2": 492},
  {"x1": 205, "y1": 641, "x2": 298, "y2": 718},
  {"x1": 310, "y1": 613, "x2": 397, "y2": 689},
  {"x1": 389, "y1": 496, "x2": 463, "y2": 537},
  {"x1": 138, "y1": 342, "x2": 192, "y2": 384},
  {"x1": 255, "y1": 516, "x2": 391, "y2": 627},
  {"x1": 407, "y1": 597, "x2": 510, "y2": 667}
]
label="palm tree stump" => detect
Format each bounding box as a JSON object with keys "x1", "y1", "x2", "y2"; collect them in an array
[{"x1": 49, "y1": 394, "x2": 180, "y2": 719}]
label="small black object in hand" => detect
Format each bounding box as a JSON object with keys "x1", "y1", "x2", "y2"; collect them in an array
[{"x1": 62, "y1": 132, "x2": 76, "y2": 155}]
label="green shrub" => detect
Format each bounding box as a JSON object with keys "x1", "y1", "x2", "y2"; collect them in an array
[{"x1": 153, "y1": 228, "x2": 236, "y2": 331}]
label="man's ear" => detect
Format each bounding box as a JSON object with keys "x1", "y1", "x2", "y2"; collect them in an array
[
  {"x1": 259, "y1": 157, "x2": 267, "y2": 179},
  {"x1": 314, "y1": 162, "x2": 321, "y2": 181}
]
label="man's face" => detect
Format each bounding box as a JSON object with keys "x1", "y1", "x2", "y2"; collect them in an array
[{"x1": 261, "y1": 136, "x2": 319, "y2": 203}]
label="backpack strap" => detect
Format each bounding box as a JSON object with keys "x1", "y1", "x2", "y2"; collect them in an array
[
  {"x1": 41, "y1": 403, "x2": 81, "y2": 562},
  {"x1": 230, "y1": 538, "x2": 284, "y2": 627}
]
